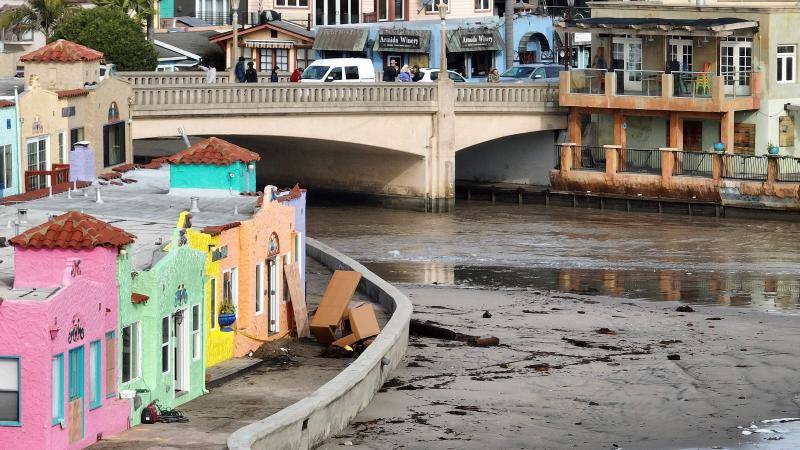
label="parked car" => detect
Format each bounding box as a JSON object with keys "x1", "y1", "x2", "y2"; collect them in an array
[
  {"x1": 99, "y1": 63, "x2": 117, "y2": 81},
  {"x1": 499, "y1": 64, "x2": 563, "y2": 83},
  {"x1": 417, "y1": 68, "x2": 467, "y2": 83},
  {"x1": 300, "y1": 58, "x2": 376, "y2": 83}
]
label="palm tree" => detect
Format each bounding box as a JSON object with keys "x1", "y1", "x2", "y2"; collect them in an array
[
  {"x1": 0, "y1": 0, "x2": 76, "y2": 39},
  {"x1": 92, "y1": 0, "x2": 155, "y2": 41}
]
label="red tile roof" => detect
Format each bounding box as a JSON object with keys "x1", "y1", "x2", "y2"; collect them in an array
[
  {"x1": 201, "y1": 222, "x2": 241, "y2": 236},
  {"x1": 10, "y1": 211, "x2": 136, "y2": 250},
  {"x1": 277, "y1": 184, "x2": 304, "y2": 202},
  {"x1": 0, "y1": 181, "x2": 91, "y2": 205},
  {"x1": 0, "y1": 100, "x2": 14, "y2": 108},
  {"x1": 112, "y1": 163, "x2": 140, "y2": 173},
  {"x1": 55, "y1": 89, "x2": 90, "y2": 99},
  {"x1": 131, "y1": 293, "x2": 149, "y2": 304},
  {"x1": 20, "y1": 39, "x2": 103, "y2": 63},
  {"x1": 98, "y1": 172, "x2": 121, "y2": 181},
  {"x1": 168, "y1": 137, "x2": 260, "y2": 166}
]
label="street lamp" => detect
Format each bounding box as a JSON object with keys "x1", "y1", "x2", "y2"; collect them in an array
[
  {"x1": 230, "y1": 0, "x2": 241, "y2": 81},
  {"x1": 438, "y1": 0, "x2": 448, "y2": 83}
]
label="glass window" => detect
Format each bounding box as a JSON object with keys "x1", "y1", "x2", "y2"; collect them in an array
[
  {"x1": 296, "y1": 48, "x2": 314, "y2": 71},
  {"x1": 302, "y1": 65, "x2": 329, "y2": 80},
  {"x1": 192, "y1": 304, "x2": 200, "y2": 360},
  {"x1": 89, "y1": 341, "x2": 101, "y2": 409},
  {"x1": 68, "y1": 347, "x2": 83, "y2": 402},
  {"x1": 52, "y1": 354, "x2": 64, "y2": 424},
  {"x1": 105, "y1": 332, "x2": 115, "y2": 398},
  {"x1": 778, "y1": 44, "x2": 796, "y2": 83},
  {"x1": 121, "y1": 322, "x2": 139, "y2": 383},
  {"x1": 210, "y1": 278, "x2": 217, "y2": 329},
  {"x1": 3, "y1": 145, "x2": 11, "y2": 190},
  {"x1": 276, "y1": 49, "x2": 288, "y2": 71},
  {"x1": 474, "y1": 0, "x2": 489, "y2": 10},
  {"x1": 0, "y1": 357, "x2": 19, "y2": 424},
  {"x1": 58, "y1": 131, "x2": 67, "y2": 164},
  {"x1": 378, "y1": 0, "x2": 388, "y2": 20},
  {"x1": 70, "y1": 127, "x2": 84, "y2": 150},
  {"x1": 394, "y1": 0, "x2": 404, "y2": 18},
  {"x1": 345, "y1": 66, "x2": 359, "y2": 80},
  {"x1": 500, "y1": 66, "x2": 534, "y2": 78},
  {"x1": 328, "y1": 68, "x2": 343, "y2": 81},
  {"x1": 223, "y1": 268, "x2": 237, "y2": 310},
  {"x1": 26, "y1": 137, "x2": 48, "y2": 191},
  {"x1": 427, "y1": 0, "x2": 447, "y2": 12},
  {"x1": 161, "y1": 316, "x2": 169, "y2": 373},
  {"x1": 259, "y1": 48, "x2": 272, "y2": 73},
  {"x1": 276, "y1": 0, "x2": 307, "y2": 5}
]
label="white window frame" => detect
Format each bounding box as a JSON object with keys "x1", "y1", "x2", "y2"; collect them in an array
[
  {"x1": 0, "y1": 144, "x2": 12, "y2": 190},
  {"x1": 58, "y1": 130, "x2": 68, "y2": 164},
  {"x1": 25, "y1": 136, "x2": 50, "y2": 190},
  {"x1": 191, "y1": 304, "x2": 201, "y2": 360},
  {"x1": 474, "y1": 0, "x2": 490, "y2": 11},
  {"x1": 209, "y1": 277, "x2": 217, "y2": 329},
  {"x1": 223, "y1": 268, "x2": 238, "y2": 310},
  {"x1": 120, "y1": 322, "x2": 141, "y2": 384},
  {"x1": 426, "y1": 0, "x2": 447, "y2": 13},
  {"x1": 276, "y1": 0, "x2": 308, "y2": 7},
  {"x1": 378, "y1": 0, "x2": 389, "y2": 20},
  {"x1": 0, "y1": 356, "x2": 20, "y2": 426},
  {"x1": 161, "y1": 316, "x2": 170, "y2": 374},
  {"x1": 778, "y1": 44, "x2": 796, "y2": 84},
  {"x1": 255, "y1": 262, "x2": 264, "y2": 315},
  {"x1": 52, "y1": 354, "x2": 64, "y2": 425}
]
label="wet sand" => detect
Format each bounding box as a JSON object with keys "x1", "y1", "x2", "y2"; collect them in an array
[{"x1": 320, "y1": 284, "x2": 800, "y2": 450}]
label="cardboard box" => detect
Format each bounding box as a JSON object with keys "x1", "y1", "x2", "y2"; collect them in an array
[{"x1": 310, "y1": 270, "x2": 362, "y2": 345}]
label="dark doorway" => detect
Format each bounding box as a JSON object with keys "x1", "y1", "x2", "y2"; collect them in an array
[{"x1": 683, "y1": 121, "x2": 702, "y2": 152}]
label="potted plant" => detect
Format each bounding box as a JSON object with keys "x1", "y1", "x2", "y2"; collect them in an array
[
  {"x1": 218, "y1": 300, "x2": 236, "y2": 331},
  {"x1": 767, "y1": 141, "x2": 780, "y2": 155},
  {"x1": 713, "y1": 142, "x2": 725, "y2": 152}
]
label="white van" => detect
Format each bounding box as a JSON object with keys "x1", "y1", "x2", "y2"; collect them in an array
[{"x1": 300, "y1": 58, "x2": 376, "y2": 83}]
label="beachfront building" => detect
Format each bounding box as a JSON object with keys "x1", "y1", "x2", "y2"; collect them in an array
[
  {"x1": 557, "y1": 0, "x2": 800, "y2": 155},
  {"x1": 0, "y1": 212, "x2": 134, "y2": 449},
  {"x1": 210, "y1": 20, "x2": 316, "y2": 75},
  {"x1": 310, "y1": 0, "x2": 554, "y2": 80},
  {"x1": 17, "y1": 40, "x2": 133, "y2": 192},
  {"x1": 117, "y1": 224, "x2": 207, "y2": 426},
  {"x1": 168, "y1": 137, "x2": 259, "y2": 195},
  {"x1": 277, "y1": 184, "x2": 307, "y2": 294},
  {"x1": 0, "y1": 100, "x2": 20, "y2": 197}
]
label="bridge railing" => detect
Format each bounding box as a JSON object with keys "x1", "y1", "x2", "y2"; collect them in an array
[
  {"x1": 132, "y1": 83, "x2": 439, "y2": 113},
  {"x1": 117, "y1": 72, "x2": 290, "y2": 85}
]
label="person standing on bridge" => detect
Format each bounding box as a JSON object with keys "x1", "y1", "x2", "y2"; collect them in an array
[
  {"x1": 398, "y1": 65, "x2": 412, "y2": 82},
  {"x1": 382, "y1": 59, "x2": 398, "y2": 82},
  {"x1": 487, "y1": 68, "x2": 500, "y2": 83},
  {"x1": 290, "y1": 67, "x2": 302, "y2": 82},
  {"x1": 235, "y1": 56, "x2": 246, "y2": 82},
  {"x1": 245, "y1": 62, "x2": 258, "y2": 83},
  {"x1": 270, "y1": 66, "x2": 279, "y2": 82}
]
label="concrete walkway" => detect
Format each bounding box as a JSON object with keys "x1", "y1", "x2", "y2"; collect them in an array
[{"x1": 90, "y1": 259, "x2": 385, "y2": 449}]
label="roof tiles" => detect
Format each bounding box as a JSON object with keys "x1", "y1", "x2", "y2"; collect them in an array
[
  {"x1": 20, "y1": 39, "x2": 103, "y2": 63},
  {"x1": 10, "y1": 211, "x2": 136, "y2": 250},
  {"x1": 55, "y1": 89, "x2": 90, "y2": 99},
  {"x1": 167, "y1": 137, "x2": 260, "y2": 166},
  {"x1": 0, "y1": 100, "x2": 14, "y2": 108}
]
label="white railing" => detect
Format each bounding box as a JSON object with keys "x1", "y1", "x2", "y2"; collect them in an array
[
  {"x1": 456, "y1": 83, "x2": 558, "y2": 105},
  {"x1": 117, "y1": 72, "x2": 290, "y2": 85}
]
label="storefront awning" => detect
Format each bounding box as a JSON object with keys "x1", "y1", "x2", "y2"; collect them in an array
[
  {"x1": 245, "y1": 40, "x2": 294, "y2": 49},
  {"x1": 312, "y1": 28, "x2": 369, "y2": 52},
  {"x1": 372, "y1": 29, "x2": 432, "y2": 54},
  {"x1": 556, "y1": 17, "x2": 759, "y2": 37},
  {"x1": 445, "y1": 28, "x2": 505, "y2": 53}
]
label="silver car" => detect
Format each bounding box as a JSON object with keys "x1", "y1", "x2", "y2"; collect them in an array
[{"x1": 499, "y1": 64, "x2": 564, "y2": 84}]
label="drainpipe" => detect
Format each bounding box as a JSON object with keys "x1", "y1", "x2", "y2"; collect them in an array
[
  {"x1": 13, "y1": 87, "x2": 21, "y2": 195},
  {"x1": 505, "y1": 0, "x2": 514, "y2": 69}
]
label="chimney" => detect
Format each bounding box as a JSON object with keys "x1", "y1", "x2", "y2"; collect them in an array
[
  {"x1": 264, "y1": 185, "x2": 277, "y2": 203},
  {"x1": 190, "y1": 196, "x2": 200, "y2": 213}
]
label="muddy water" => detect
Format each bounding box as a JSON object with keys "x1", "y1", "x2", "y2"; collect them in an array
[{"x1": 308, "y1": 202, "x2": 800, "y2": 310}]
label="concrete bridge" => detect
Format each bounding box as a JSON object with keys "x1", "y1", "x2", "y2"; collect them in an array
[{"x1": 123, "y1": 72, "x2": 566, "y2": 211}]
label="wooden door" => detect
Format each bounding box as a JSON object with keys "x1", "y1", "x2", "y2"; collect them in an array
[
  {"x1": 683, "y1": 121, "x2": 703, "y2": 152},
  {"x1": 68, "y1": 346, "x2": 84, "y2": 444}
]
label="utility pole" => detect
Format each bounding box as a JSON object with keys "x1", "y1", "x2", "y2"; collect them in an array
[
  {"x1": 563, "y1": 0, "x2": 575, "y2": 71},
  {"x1": 438, "y1": 0, "x2": 448, "y2": 78},
  {"x1": 505, "y1": 0, "x2": 514, "y2": 69},
  {"x1": 230, "y1": 0, "x2": 241, "y2": 81}
]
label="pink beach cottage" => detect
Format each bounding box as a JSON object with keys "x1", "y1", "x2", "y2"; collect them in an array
[{"x1": 0, "y1": 212, "x2": 134, "y2": 449}]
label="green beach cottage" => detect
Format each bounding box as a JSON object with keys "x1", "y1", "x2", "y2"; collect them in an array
[{"x1": 167, "y1": 137, "x2": 260, "y2": 195}]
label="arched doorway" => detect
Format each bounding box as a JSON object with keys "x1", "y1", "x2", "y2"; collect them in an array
[{"x1": 518, "y1": 32, "x2": 551, "y2": 64}]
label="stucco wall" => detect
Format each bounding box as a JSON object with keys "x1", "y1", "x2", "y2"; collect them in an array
[
  {"x1": 14, "y1": 246, "x2": 118, "y2": 289},
  {"x1": 170, "y1": 161, "x2": 255, "y2": 193},
  {"x1": 24, "y1": 60, "x2": 100, "y2": 92},
  {"x1": 227, "y1": 238, "x2": 411, "y2": 450}
]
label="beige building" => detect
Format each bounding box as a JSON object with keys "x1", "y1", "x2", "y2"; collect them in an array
[
  {"x1": 211, "y1": 20, "x2": 315, "y2": 73},
  {"x1": 17, "y1": 40, "x2": 133, "y2": 192}
]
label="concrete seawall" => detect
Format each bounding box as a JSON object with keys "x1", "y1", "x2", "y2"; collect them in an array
[{"x1": 227, "y1": 237, "x2": 412, "y2": 450}]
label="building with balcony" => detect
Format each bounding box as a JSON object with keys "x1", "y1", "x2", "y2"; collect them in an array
[{"x1": 557, "y1": 0, "x2": 800, "y2": 156}]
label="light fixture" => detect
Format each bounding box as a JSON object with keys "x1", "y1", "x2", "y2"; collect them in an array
[
  {"x1": 174, "y1": 310, "x2": 184, "y2": 325},
  {"x1": 648, "y1": 35, "x2": 654, "y2": 43},
  {"x1": 49, "y1": 319, "x2": 59, "y2": 340}
]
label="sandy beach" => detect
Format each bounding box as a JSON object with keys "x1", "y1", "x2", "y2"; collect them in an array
[{"x1": 320, "y1": 284, "x2": 800, "y2": 450}]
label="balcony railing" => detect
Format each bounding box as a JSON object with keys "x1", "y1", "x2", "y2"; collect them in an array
[
  {"x1": 578, "y1": 146, "x2": 606, "y2": 171},
  {"x1": 672, "y1": 71, "x2": 714, "y2": 99},
  {"x1": 721, "y1": 154, "x2": 768, "y2": 181},
  {"x1": 569, "y1": 69, "x2": 605, "y2": 95},
  {"x1": 194, "y1": 12, "x2": 232, "y2": 26},
  {"x1": 722, "y1": 71, "x2": 752, "y2": 98},
  {"x1": 24, "y1": 164, "x2": 69, "y2": 193},
  {"x1": 617, "y1": 70, "x2": 664, "y2": 97},
  {"x1": 673, "y1": 151, "x2": 713, "y2": 178},
  {"x1": 777, "y1": 157, "x2": 800, "y2": 182},
  {"x1": 620, "y1": 148, "x2": 662, "y2": 174}
]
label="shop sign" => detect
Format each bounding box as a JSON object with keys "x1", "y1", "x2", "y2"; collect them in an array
[
  {"x1": 378, "y1": 34, "x2": 421, "y2": 50},
  {"x1": 460, "y1": 33, "x2": 495, "y2": 49},
  {"x1": 68, "y1": 315, "x2": 85, "y2": 344}
]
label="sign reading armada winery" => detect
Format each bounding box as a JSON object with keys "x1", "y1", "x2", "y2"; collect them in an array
[
  {"x1": 460, "y1": 33, "x2": 495, "y2": 49},
  {"x1": 378, "y1": 34, "x2": 422, "y2": 50}
]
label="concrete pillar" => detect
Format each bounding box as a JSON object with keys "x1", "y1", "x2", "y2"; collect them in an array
[
  {"x1": 661, "y1": 73, "x2": 673, "y2": 99},
  {"x1": 614, "y1": 111, "x2": 626, "y2": 169},
  {"x1": 429, "y1": 80, "x2": 456, "y2": 213},
  {"x1": 603, "y1": 144, "x2": 620, "y2": 177},
  {"x1": 767, "y1": 155, "x2": 780, "y2": 185},
  {"x1": 659, "y1": 148, "x2": 677, "y2": 183},
  {"x1": 712, "y1": 152, "x2": 723, "y2": 181},
  {"x1": 668, "y1": 112, "x2": 683, "y2": 149},
  {"x1": 721, "y1": 111, "x2": 735, "y2": 153},
  {"x1": 604, "y1": 71, "x2": 615, "y2": 97},
  {"x1": 568, "y1": 109, "x2": 582, "y2": 147},
  {"x1": 559, "y1": 143, "x2": 575, "y2": 174}
]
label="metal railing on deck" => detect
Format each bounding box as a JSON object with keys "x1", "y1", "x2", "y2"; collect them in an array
[
  {"x1": 673, "y1": 151, "x2": 713, "y2": 178},
  {"x1": 619, "y1": 148, "x2": 662, "y2": 174},
  {"x1": 578, "y1": 146, "x2": 606, "y2": 171},
  {"x1": 616, "y1": 70, "x2": 663, "y2": 97},
  {"x1": 777, "y1": 156, "x2": 800, "y2": 182},
  {"x1": 25, "y1": 163, "x2": 69, "y2": 192},
  {"x1": 672, "y1": 71, "x2": 714, "y2": 98},
  {"x1": 569, "y1": 69, "x2": 605, "y2": 95},
  {"x1": 553, "y1": 146, "x2": 561, "y2": 170},
  {"x1": 721, "y1": 154, "x2": 768, "y2": 180},
  {"x1": 722, "y1": 71, "x2": 752, "y2": 98}
]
